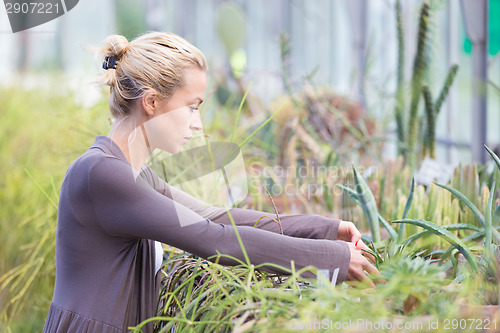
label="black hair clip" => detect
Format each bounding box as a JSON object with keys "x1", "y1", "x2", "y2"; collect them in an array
[{"x1": 103, "y1": 56, "x2": 117, "y2": 70}]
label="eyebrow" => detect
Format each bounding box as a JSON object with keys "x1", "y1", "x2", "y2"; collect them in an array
[{"x1": 194, "y1": 97, "x2": 203, "y2": 105}]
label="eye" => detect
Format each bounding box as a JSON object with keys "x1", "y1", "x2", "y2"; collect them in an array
[{"x1": 189, "y1": 106, "x2": 199, "y2": 112}]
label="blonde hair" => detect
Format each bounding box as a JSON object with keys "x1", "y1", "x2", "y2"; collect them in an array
[{"x1": 97, "y1": 32, "x2": 208, "y2": 118}]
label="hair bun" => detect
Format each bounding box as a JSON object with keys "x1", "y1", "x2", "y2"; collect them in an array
[
  {"x1": 102, "y1": 34, "x2": 130, "y2": 59},
  {"x1": 96, "y1": 34, "x2": 129, "y2": 87}
]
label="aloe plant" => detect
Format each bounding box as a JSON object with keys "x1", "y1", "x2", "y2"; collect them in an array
[
  {"x1": 430, "y1": 146, "x2": 500, "y2": 279},
  {"x1": 337, "y1": 166, "x2": 391, "y2": 243},
  {"x1": 352, "y1": 166, "x2": 381, "y2": 243},
  {"x1": 392, "y1": 219, "x2": 478, "y2": 272}
]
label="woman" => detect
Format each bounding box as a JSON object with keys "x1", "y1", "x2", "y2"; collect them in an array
[{"x1": 43, "y1": 32, "x2": 377, "y2": 333}]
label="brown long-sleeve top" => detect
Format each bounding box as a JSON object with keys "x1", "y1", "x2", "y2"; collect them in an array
[{"x1": 43, "y1": 136, "x2": 350, "y2": 333}]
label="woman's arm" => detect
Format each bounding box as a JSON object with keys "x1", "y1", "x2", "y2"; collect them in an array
[
  {"x1": 139, "y1": 165, "x2": 228, "y2": 220},
  {"x1": 140, "y1": 165, "x2": 340, "y2": 240},
  {"x1": 211, "y1": 208, "x2": 340, "y2": 240},
  {"x1": 89, "y1": 157, "x2": 351, "y2": 283}
]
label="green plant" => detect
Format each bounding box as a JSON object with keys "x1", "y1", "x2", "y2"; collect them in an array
[
  {"x1": 0, "y1": 86, "x2": 109, "y2": 331},
  {"x1": 421, "y1": 64, "x2": 459, "y2": 158},
  {"x1": 394, "y1": 0, "x2": 459, "y2": 169},
  {"x1": 135, "y1": 209, "x2": 312, "y2": 333},
  {"x1": 392, "y1": 219, "x2": 479, "y2": 273},
  {"x1": 394, "y1": 0, "x2": 405, "y2": 156},
  {"x1": 0, "y1": 173, "x2": 58, "y2": 326},
  {"x1": 142, "y1": 217, "x2": 456, "y2": 332},
  {"x1": 406, "y1": 0, "x2": 430, "y2": 170},
  {"x1": 377, "y1": 255, "x2": 449, "y2": 314},
  {"x1": 394, "y1": 145, "x2": 500, "y2": 281},
  {"x1": 352, "y1": 165, "x2": 382, "y2": 243},
  {"x1": 337, "y1": 149, "x2": 500, "y2": 283},
  {"x1": 134, "y1": 148, "x2": 500, "y2": 331}
]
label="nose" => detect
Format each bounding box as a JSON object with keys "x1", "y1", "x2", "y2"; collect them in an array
[{"x1": 190, "y1": 109, "x2": 203, "y2": 131}]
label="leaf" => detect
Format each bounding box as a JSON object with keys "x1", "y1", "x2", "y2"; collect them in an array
[
  {"x1": 378, "y1": 213, "x2": 397, "y2": 240},
  {"x1": 336, "y1": 185, "x2": 360, "y2": 203},
  {"x1": 230, "y1": 82, "x2": 251, "y2": 145},
  {"x1": 392, "y1": 219, "x2": 478, "y2": 272},
  {"x1": 436, "y1": 183, "x2": 485, "y2": 227},
  {"x1": 434, "y1": 64, "x2": 459, "y2": 115},
  {"x1": 338, "y1": 177, "x2": 395, "y2": 240},
  {"x1": 443, "y1": 223, "x2": 481, "y2": 232},
  {"x1": 484, "y1": 144, "x2": 500, "y2": 172},
  {"x1": 403, "y1": 223, "x2": 480, "y2": 246},
  {"x1": 492, "y1": 205, "x2": 500, "y2": 228},
  {"x1": 438, "y1": 229, "x2": 492, "y2": 265},
  {"x1": 353, "y1": 166, "x2": 381, "y2": 243},
  {"x1": 361, "y1": 248, "x2": 383, "y2": 270},
  {"x1": 402, "y1": 178, "x2": 415, "y2": 219},
  {"x1": 323, "y1": 181, "x2": 333, "y2": 213},
  {"x1": 224, "y1": 210, "x2": 250, "y2": 266},
  {"x1": 237, "y1": 103, "x2": 285, "y2": 150},
  {"x1": 484, "y1": 180, "x2": 495, "y2": 249},
  {"x1": 398, "y1": 177, "x2": 415, "y2": 243},
  {"x1": 25, "y1": 169, "x2": 58, "y2": 210}
]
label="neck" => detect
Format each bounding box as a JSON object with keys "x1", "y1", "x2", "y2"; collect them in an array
[{"x1": 108, "y1": 116, "x2": 151, "y2": 171}]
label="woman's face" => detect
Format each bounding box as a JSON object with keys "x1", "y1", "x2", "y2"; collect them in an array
[{"x1": 143, "y1": 68, "x2": 207, "y2": 154}]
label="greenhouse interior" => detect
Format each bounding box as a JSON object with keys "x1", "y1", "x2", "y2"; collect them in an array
[{"x1": 1, "y1": 0, "x2": 500, "y2": 332}]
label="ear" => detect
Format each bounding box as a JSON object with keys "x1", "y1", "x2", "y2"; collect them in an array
[{"x1": 141, "y1": 89, "x2": 158, "y2": 117}]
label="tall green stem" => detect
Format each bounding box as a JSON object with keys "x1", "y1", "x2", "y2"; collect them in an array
[
  {"x1": 434, "y1": 64, "x2": 459, "y2": 116},
  {"x1": 395, "y1": 0, "x2": 406, "y2": 156},
  {"x1": 407, "y1": 0, "x2": 430, "y2": 170},
  {"x1": 422, "y1": 85, "x2": 435, "y2": 158}
]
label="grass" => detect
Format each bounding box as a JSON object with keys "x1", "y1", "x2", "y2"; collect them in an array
[
  {"x1": 0, "y1": 85, "x2": 110, "y2": 331},
  {"x1": 137, "y1": 246, "x2": 463, "y2": 332}
]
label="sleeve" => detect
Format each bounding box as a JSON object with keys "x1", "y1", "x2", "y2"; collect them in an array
[
  {"x1": 211, "y1": 208, "x2": 341, "y2": 241},
  {"x1": 139, "y1": 164, "x2": 228, "y2": 220},
  {"x1": 90, "y1": 157, "x2": 350, "y2": 283},
  {"x1": 141, "y1": 165, "x2": 341, "y2": 240}
]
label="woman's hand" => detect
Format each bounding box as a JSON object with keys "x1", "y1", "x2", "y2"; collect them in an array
[
  {"x1": 337, "y1": 220, "x2": 362, "y2": 243},
  {"x1": 337, "y1": 220, "x2": 376, "y2": 264},
  {"x1": 345, "y1": 242, "x2": 379, "y2": 288}
]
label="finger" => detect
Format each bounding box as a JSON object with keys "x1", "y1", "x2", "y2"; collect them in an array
[
  {"x1": 363, "y1": 261, "x2": 380, "y2": 276},
  {"x1": 352, "y1": 269, "x2": 376, "y2": 288},
  {"x1": 356, "y1": 239, "x2": 369, "y2": 250},
  {"x1": 345, "y1": 222, "x2": 361, "y2": 243},
  {"x1": 349, "y1": 257, "x2": 377, "y2": 282},
  {"x1": 365, "y1": 278, "x2": 376, "y2": 288},
  {"x1": 351, "y1": 231, "x2": 362, "y2": 244}
]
